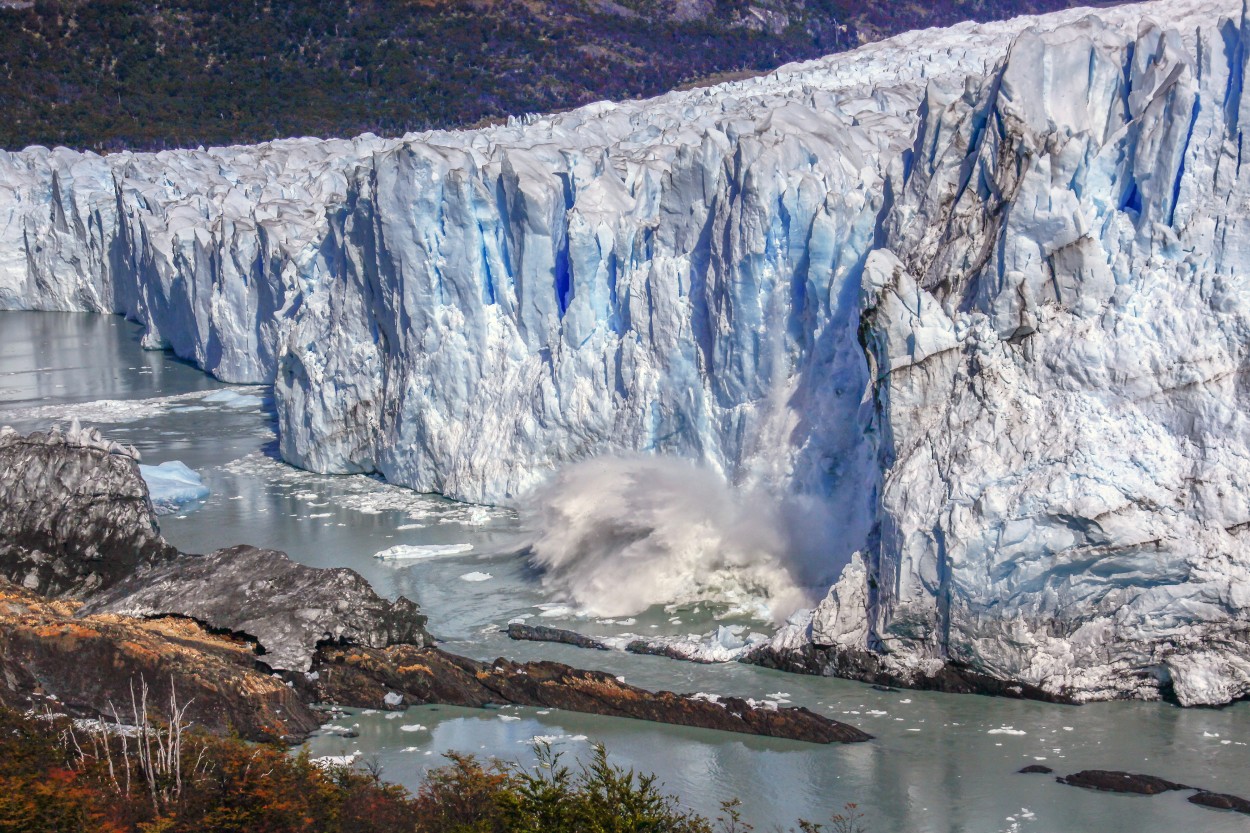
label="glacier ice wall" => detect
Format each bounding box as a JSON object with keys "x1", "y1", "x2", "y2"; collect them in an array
[
  {"x1": 812, "y1": 5, "x2": 1250, "y2": 705},
  {"x1": 2, "y1": 0, "x2": 1248, "y2": 703}
]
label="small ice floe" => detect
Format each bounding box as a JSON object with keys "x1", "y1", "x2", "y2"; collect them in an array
[
  {"x1": 439, "y1": 506, "x2": 493, "y2": 526},
  {"x1": 1203, "y1": 731, "x2": 1220, "y2": 738},
  {"x1": 320, "y1": 723, "x2": 351, "y2": 734},
  {"x1": 309, "y1": 512, "x2": 333, "y2": 518},
  {"x1": 899, "y1": 698, "x2": 912, "y2": 704},
  {"x1": 499, "y1": 715, "x2": 521, "y2": 722},
  {"x1": 386, "y1": 713, "x2": 403, "y2": 720},
  {"x1": 374, "y1": 543, "x2": 473, "y2": 560},
  {"x1": 139, "y1": 460, "x2": 210, "y2": 514},
  {"x1": 623, "y1": 625, "x2": 770, "y2": 664},
  {"x1": 202, "y1": 389, "x2": 263, "y2": 409},
  {"x1": 401, "y1": 747, "x2": 421, "y2": 753},
  {"x1": 312, "y1": 754, "x2": 357, "y2": 769},
  {"x1": 396, "y1": 523, "x2": 425, "y2": 530},
  {"x1": 536, "y1": 603, "x2": 579, "y2": 618},
  {"x1": 384, "y1": 692, "x2": 404, "y2": 707},
  {"x1": 745, "y1": 699, "x2": 780, "y2": 711},
  {"x1": 460, "y1": 571, "x2": 493, "y2": 582},
  {"x1": 988, "y1": 727, "x2": 1027, "y2": 736},
  {"x1": 523, "y1": 734, "x2": 588, "y2": 745},
  {"x1": 866, "y1": 709, "x2": 888, "y2": 716},
  {"x1": 535, "y1": 710, "x2": 550, "y2": 715},
  {"x1": 689, "y1": 693, "x2": 725, "y2": 707},
  {"x1": 400, "y1": 724, "x2": 428, "y2": 732}
]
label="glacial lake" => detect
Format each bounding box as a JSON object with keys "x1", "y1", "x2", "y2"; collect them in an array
[{"x1": 2, "y1": 310, "x2": 1247, "y2": 833}]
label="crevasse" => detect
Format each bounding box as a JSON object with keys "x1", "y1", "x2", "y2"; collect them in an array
[{"x1": 2, "y1": 0, "x2": 1248, "y2": 704}]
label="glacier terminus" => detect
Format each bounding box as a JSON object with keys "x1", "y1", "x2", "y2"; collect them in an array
[{"x1": 2, "y1": 0, "x2": 1248, "y2": 706}]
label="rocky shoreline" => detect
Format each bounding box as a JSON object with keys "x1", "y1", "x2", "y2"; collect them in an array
[
  {"x1": 0, "y1": 425, "x2": 867, "y2": 746},
  {"x1": 507, "y1": 621, "x2": 1079, "y2": 702}
]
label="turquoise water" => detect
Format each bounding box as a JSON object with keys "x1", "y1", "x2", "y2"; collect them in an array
[{"x1": 3, "y1": 310, "x2": 1247, "y2": 833}]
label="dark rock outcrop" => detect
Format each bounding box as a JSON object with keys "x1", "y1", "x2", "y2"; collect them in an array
[
  {"x1": 1018, "y1": 764, "x2": 1053, "y2": 774},
  {"x1": 0, "y1": 426, "x2": 430, "y2": 672},
  {"x1": 506, "y1": 623, "x2": 611, "y2": 651},
  {"x1": 1056, "y1": 770, "x2": 1190, "y2": 795},
  {"x1": 0, "y1": 424, "x2": 175, "y2": 597},
  {"x1": 1189, "y1": 791, "x2": 1250, "y2": 815},
  {"x1": 302, "y1": 644, "x2": 872, "y2": 744},
  {"x1": 745, "y1": 643, "x2": 1073, "y2": 702},
  {"x1": 81, "y1": 545, "x2": 428, "y2": 671},
  {"x1": 0, "y1": 579, "x2": 318, "y2": 743},
  {"x1": 1054, "y1": 769, "x2": 1250, "y2": 816}
]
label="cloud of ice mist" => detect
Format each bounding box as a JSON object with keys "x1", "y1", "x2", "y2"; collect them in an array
[{"x1": 521, "y1": 455, "x2": 839, "y2": 622}]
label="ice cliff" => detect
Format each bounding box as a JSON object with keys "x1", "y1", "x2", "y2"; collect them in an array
[{"x1": 2, "y1": 0, "x2": 1248, "y2": 704}]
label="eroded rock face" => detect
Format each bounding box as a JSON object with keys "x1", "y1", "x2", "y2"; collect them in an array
[
  {"x1": 0, "y1": 427, "x2": 429, "y2": 672},
  {"x1": 0, "y1": 424, "x2": 173, "y2": 597},
  {"x1": 81, "y1": 545, "x2": 429, "y2": 671},
  {"x1": 0, "y1": 580, "x2": 318, "y2": 743}
]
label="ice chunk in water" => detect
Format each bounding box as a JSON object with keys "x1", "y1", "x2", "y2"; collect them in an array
[{"x1": 139, "y1": 461, "x2": 209, "y2": 514}]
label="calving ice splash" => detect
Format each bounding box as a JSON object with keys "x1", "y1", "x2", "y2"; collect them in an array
[
  {"x1": 1, "y1": 0, "x2": 1249, "y2": 704},
  {"x1": 522, "y1": 455, "x2": 835, "y2": 621}
]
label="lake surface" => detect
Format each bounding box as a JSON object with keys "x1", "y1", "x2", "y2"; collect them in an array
[{"x1": 2, "y1": 310, "x2": 1247, "y2": 833}]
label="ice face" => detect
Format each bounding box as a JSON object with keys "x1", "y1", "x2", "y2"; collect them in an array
[{"x1": 2, "y1": 0, "x2": 1249, "y2": 702}]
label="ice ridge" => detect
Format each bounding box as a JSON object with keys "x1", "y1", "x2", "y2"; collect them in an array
[{"x1": 2, "y1": 0, "x2": 1249, "y2": 703}]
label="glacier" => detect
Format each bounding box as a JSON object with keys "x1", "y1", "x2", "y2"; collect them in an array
[{"x1": 2, "y1": 0, "x2": 1249, "y2": 704}]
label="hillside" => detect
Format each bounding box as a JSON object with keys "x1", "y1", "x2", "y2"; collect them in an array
[{"x1": 0, "y1": 0, "x2": 1080, "y2": 151}]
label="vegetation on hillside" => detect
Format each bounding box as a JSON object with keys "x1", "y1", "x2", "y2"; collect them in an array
[
  {"x1": 0, "y1": 704, "x2": 867, "y2": 833},
  {"x1": 0, "y1": 0, "x2": 1076, "y2": 152}
]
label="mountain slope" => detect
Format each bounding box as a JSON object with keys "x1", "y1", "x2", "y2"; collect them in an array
[{"x1": 0, "y1": 0, "x2": 1078, "y2": 151}]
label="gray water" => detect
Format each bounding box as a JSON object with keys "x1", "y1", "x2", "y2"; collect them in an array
[{"x1": 2, "y1": 310, "x2": 1247, "y2": 833}]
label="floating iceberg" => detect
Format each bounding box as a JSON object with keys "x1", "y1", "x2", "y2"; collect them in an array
[
  {"x1": 139, "y1": 461, "x2": 209, "y2": 514},
  {"x1": 373, "y1": 543, "x2": 474, "y2": 560}
]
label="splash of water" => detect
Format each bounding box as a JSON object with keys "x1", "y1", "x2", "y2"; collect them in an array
[{"x1": 522, "y1": 455, "x2": 838, "y2": 622}]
